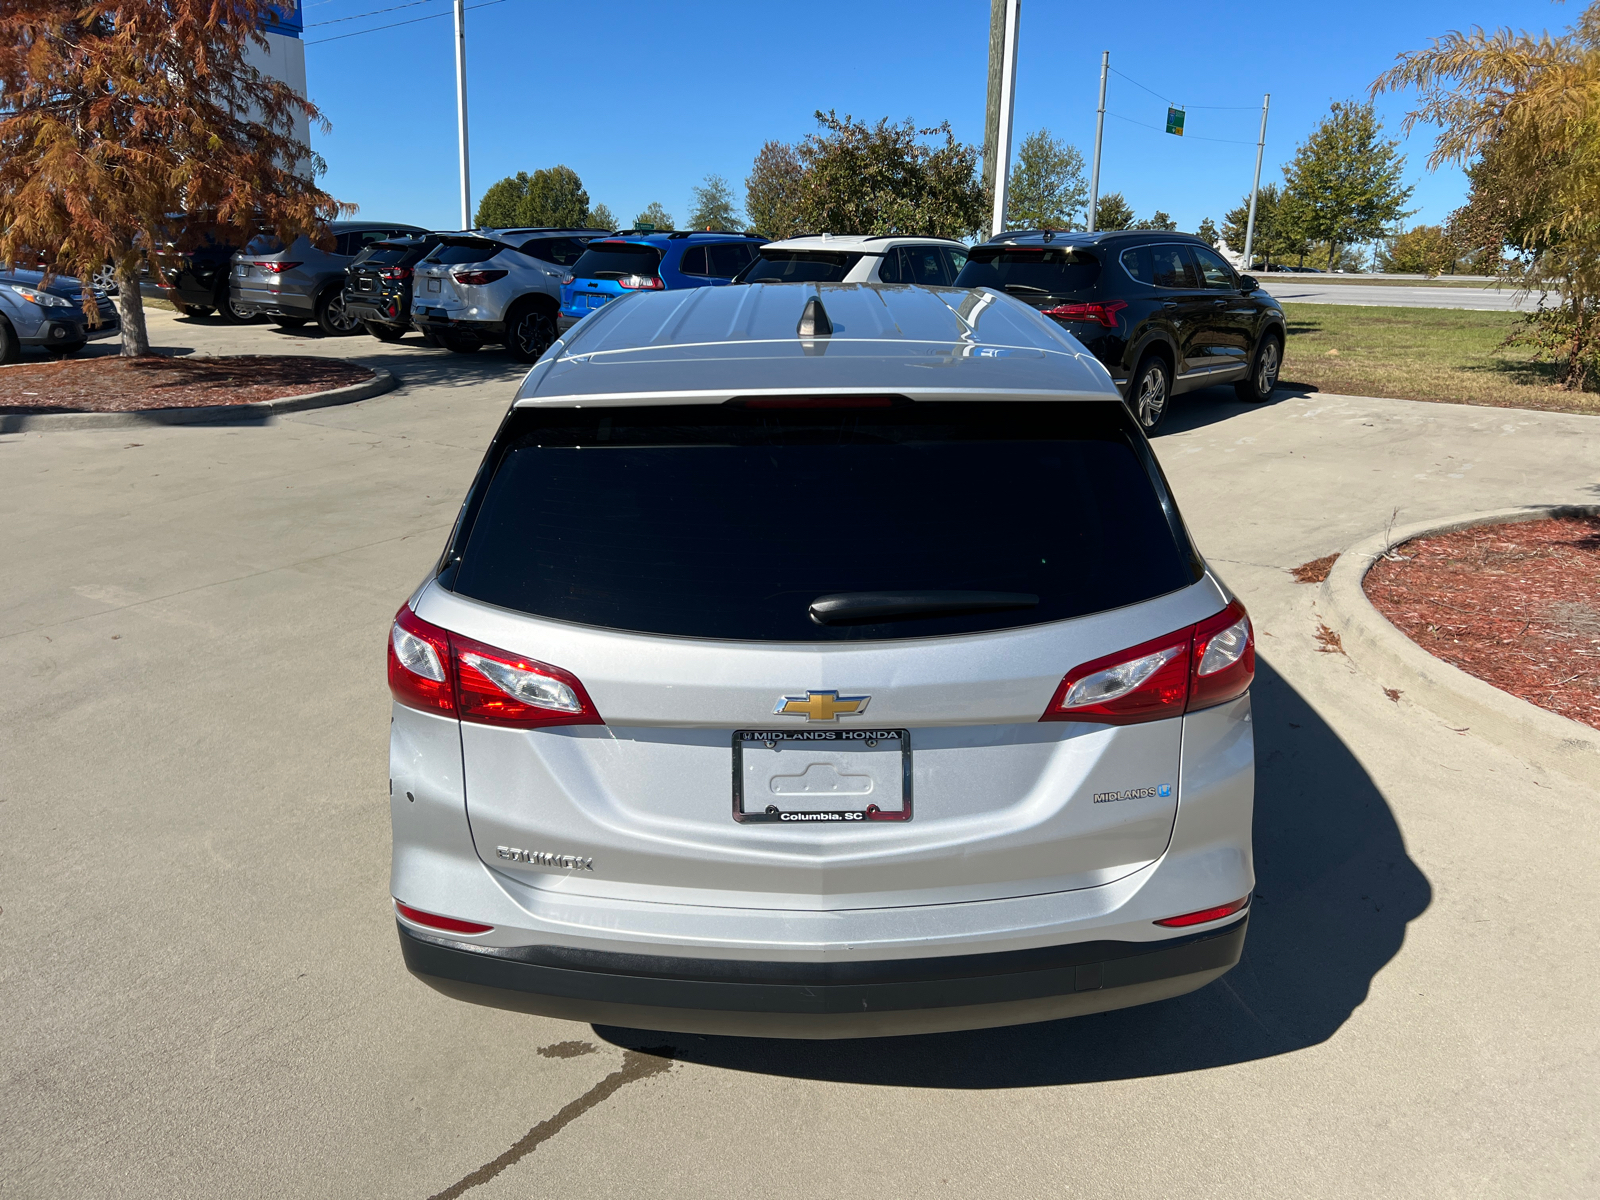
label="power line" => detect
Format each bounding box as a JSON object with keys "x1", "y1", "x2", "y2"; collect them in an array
[
  {"x1": 307, "y1": 0, "x2": 445, "y2": 27},
  {"x1": 305, "y1": 0, "x2": 510, "y2": 45},
  {"x1": 1107, "y1": 66, "x2": 1260, "y2": 111},
  {"x1": 1106, "y1": 110, "x2": 1259, "y2": 146}
]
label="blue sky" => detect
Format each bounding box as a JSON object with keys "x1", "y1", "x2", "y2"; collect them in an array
[{"x1": 302, "y1": 0, "x2": 1568, "y2": 237}]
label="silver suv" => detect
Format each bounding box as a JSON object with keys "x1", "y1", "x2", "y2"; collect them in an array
[
  {"x1": 412, "y1": 228, "x2": 601, "y2": 362},
  {"x1": 230, "y1": 221, "x2": 427, "y2": 335},
  {"x1": 387, "y1": 282, "x2": 1256, "y2": 1038}
]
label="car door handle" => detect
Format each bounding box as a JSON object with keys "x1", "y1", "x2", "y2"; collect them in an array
[
  {"x1": 1162, "y1": 301, "x2": 1177, "y2": 310},
  {"x1": 1211, "y1": 299, "x2": 1227, "y2": 307}
]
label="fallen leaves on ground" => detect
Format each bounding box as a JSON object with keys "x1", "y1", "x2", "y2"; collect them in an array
[
  {"x1": 1292, "y1": 553, "x2": 1340, "y2": 583},
  {"x1": 0, "y1": 354, "x2": 372, "y2": 412}
]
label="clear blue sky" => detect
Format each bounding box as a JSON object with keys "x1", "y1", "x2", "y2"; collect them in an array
[{"x1": 303, "y1": 0, "x2": 1567, "y2": 237}]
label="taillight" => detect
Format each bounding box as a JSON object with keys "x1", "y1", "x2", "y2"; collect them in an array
[
  {"x1": 560, "y1": 274, "x2": 574, "y2": 286},
  {"x1": 1041, "y1": 599, "x2": 1254, "y2": 724},
  {"x1": 451, "y1": 268, "x2": 508, "y2": 286},
  {"x1": 1041, "y1": 300, "x2": 1128, "y2": 327},
  {"x1": 1154, "y1": 896, "x2": 1249, "y2": 928},
  {"x1": 386, "y1": 604, "x2": 603, "y2": 728},
  {"x1": 379, "y1": 266, "x2": 413, "y2": 281},
  {"x1": 251, "y1": 261, "x2": 302, "y2": 274},
  {"x1": 618, "y1": 274, "x2": 664, "y2": 289},
  {"x1": 395, "y1": 901, "x2": 493, "y2": 935}
]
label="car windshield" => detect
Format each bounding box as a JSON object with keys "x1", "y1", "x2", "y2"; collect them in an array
[
  {"x1": 735, "y1": 250, "x2": 865, "y2": 284},
  {"x1": 570, "y1": 242, "x2": 664, "y2": 279},
  {"x1": 425, "y1": 239, "x2": 509, "y2": 266},
  {"x1": 446, "y1": 402, "x2": 1198, "y2": 642},
  {"x1": 955, "y1": 247, "x2": 1101, "y2": 295}
]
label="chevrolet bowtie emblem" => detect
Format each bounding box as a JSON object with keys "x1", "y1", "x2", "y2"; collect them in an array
[{"x1": 773, "y1": 690, "x2": 871, "y2": 721}]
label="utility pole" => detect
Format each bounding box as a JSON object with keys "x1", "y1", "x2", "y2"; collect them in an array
[
  {"x1": 1086, "y1": 51, "x2": 1108, "y2": 233},
  {"x1": 453, "y1": 0, "x2": 471, "y2": 230},
  {"x1": 1241, "y1": 94, "x2": 1271, "y2": 271},
  {"x1": 989, "y1": 0, "x2": 1020, "y2": 238},
  {"x1": 981, "y1": 0, "x2": 1007, "y2": 237}
]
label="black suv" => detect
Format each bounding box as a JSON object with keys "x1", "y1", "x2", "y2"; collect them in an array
[
  {"x1": 955, "y1": 230, "x2": 1286, "y2": 433},
  {"x1": 343, "y1": 234, "x2": 445, "y2": 342}
]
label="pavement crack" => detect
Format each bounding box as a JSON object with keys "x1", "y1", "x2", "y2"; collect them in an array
[{"x1": 427, "y1": 1048, "x2": 674, "y2": 1200}]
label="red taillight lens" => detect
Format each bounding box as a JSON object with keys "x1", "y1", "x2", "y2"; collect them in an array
[
  {"x1": 386, "y1": 604, "x2": 603, "y2": 728},
  {"x1": 388, "y1": 605, "x2": 456, "y2": 716},
  {"x1": 1189, "y1": 599, "x2": 1254, "y2": 712},
  {"x1": 379, "y1": 266, "x2": 413, "y2": 281},
  {"x1": 451, "y1": 269, "x2": 508, "y2": 286},
  {"x1": 252, "y1": 261, "x2": 302, "y2": 274},
  {"x1": 1041, "y1": 300, "x2": 1128, "y2": 327},
  {"x1": 1154, "y1": 896, "x2": 1249, "y2": 928},
  {"x1": 618, "y1": 274, "x2": 664, "y2": 289},
  {"x1": 1041, "y1": 599, "x2": 1254, "y2": 725},
  {"x1": 395, "y1": 901, "x2": 493, "y2": 935}
]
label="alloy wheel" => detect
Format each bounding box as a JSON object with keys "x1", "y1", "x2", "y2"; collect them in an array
[
  {"x1": 1136, "y1": 366, "x2": 1168, "y2": 429},
  {"x1": 1257, "y1": 340, "x2": 1281, "y2": 393},
  {"x1": 326, "y1": 293, "x2": 360, "y2": 333},
  {"x1": 513, "y1": 311, "x2": 555, "y2": 361}
]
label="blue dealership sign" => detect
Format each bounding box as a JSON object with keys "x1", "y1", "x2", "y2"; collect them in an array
[{"x1": 260, "y1": 0, "x2": 303, "y2": 37}]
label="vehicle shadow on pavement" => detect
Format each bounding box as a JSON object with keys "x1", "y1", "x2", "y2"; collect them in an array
[
  {"x1": 596, "y1": 658, "x2": 1432, "y2": 1087},
  {"x1": 1157, "y1": 384, "x2": 1307, "y2": 437}
]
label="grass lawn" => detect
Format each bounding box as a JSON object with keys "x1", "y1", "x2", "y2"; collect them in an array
[{"x1": 1279, "y1": 303, "x2": 1599, "y2": 416}]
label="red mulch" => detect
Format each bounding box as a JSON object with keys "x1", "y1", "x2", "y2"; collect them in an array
[
  {"x1": 1365, "y1": 517, "x2": 1600, "y2": 730},
  {"x1": 0, "y1": 355, "x2": 372, "y2": 413}
]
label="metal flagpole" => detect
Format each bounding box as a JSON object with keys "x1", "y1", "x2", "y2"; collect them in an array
[
  {"x1": 1086, "y1": 51, "x2": 1108, "y2": 232},
  {"x1": 989, "y1": 0, "x2": 1020, "y2": 237},
  {"x1": 454, "y1": 0, "x2": 471, "y2": 230},
  {"x1": 1241, "y1": 94, "x2": 1270, "y2": 270}
]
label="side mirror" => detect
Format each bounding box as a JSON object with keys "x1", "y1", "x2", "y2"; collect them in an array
[{"x1": 1239, "y1": 275, "x2": 1259, "y2": 291}]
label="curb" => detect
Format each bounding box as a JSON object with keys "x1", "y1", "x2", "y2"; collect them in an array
[
  {"x1": 1321, "y1": 504, "x2": 1600, "y2": 790},
  {"x1": 0, "y1": 367, "x2": 399, "y2": 433}
]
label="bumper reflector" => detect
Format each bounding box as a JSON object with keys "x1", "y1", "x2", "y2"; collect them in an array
[
  {"x1": 1154, "y1": 897, "x2": 1249, "y2": 928},
  {"x1": 395, "y1": 901, "x2": 493, "y2": 935}
]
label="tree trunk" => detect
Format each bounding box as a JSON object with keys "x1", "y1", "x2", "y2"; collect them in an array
[
  {"x1": 1328, "y1": 242, "x2": 1339, "y2": 271},
  {"x1": 114, "y1": 256, "x2": 151, "y2": 357}
]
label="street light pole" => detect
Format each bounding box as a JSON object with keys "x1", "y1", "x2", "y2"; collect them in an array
[
  {"x1": 1087, "y1": 51, "x2": 1108, "y2": 233},
  {"x1": 453, "y1": 0, "x2": 471, "y2": 230},
  {"x1": 989, "y1": 0, "x2": 1020, "y2": 238},
  {"x1": 1241, "y1": 93, "x2": 1271, "y2": 271}
]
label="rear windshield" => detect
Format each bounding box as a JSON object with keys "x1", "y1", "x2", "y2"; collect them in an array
[
  {"x1": 425, "y1": 238, "x2": 508, "y2": 265},
  {"x1": 444, "y1": 403, "x2": 1199, "y2": 641},
  {"x1": 570, "y1": 242, "x2": 663, "y2": 279},
  {"x1": 735, "y1": 250, "x2": 865, "y2": 284},
  {"x1": 353, "y1": 244, "x2": 415, "y2": 267},
  {"x1": 955, "y1": 247, "x2": 1100, "y2": 296}
]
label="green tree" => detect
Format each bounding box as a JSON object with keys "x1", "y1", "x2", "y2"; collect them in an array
[
  {"x1": 1378, "y1": 224, "x2": 1459, "y2": 274},
  {"x1": 1278, "y1": 100, "x2": 1414, "y2": 271},
  {"x1": 745, "y1": 140, "x2": 806, "y2": 238},
  {"x1": 1093, "y1": 192, "x2": 1135, "y2": 230},
  {"x1": 634, "y1": 202, "x2": 673, "y2": 231},
  {"x1": 475, "y1": 172, "x2": 528, "y2": 228},
  {"x1": 1222, "y1": 184, "x2": 1306, "y2": 269},
  {"x1": 687, "y1": 174, "x2": 742, "y2": 230},
  {"x1": 587, "y1": 203, "x2": 618, "y2": 231},
  {"x1": 1005, "y1": 129, "x2": 1088, "y2": 230},
  {"x1": 792, "y1": 111, "x2": 985, "y2": 239},
  {"x1": 522, "y1": 165, "x2": 589, "y2": 228},
  {"x1": 1132, "y1": 210, "x2": 1177, "y2": 231},
  {"x1": 1196, "y1": 217, "x2": 1219, "y2": 246}
]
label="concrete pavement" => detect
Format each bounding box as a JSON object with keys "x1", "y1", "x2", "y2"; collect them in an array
[
  {"x1": 3, "y1": 309, "x2": 1598, "y2": 1198},
  {"x1": 1259, "y1": 278, "x2": 1547, "y2": 310}
]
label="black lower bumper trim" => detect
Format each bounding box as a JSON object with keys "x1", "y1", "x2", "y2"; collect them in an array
[{"x1": 398, "y1": 916, "x2": 1247, "y2": 1016}]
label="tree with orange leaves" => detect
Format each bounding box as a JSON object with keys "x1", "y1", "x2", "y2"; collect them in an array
[{"x1": 0, "y1": 0, "x2": 351, "y2": 355}]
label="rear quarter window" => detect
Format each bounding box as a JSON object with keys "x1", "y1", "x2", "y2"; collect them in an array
[{"x1": 445, "y1": 402, "x2": 1200, "y2": 642}]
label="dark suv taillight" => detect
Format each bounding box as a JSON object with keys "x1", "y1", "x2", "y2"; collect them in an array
[
  {"x1": 1041, "y1": 599, "x2": 1254, "y2": 724},
  {"x1": 379, "y1": 266, "x2": 413, "y2": 281},
  {"x1": 1041, "y1": 300, "x2": 1127, "y2": 328},
  {"x1": 388, "y1": 604, "x2": 604, "y2": 728}
]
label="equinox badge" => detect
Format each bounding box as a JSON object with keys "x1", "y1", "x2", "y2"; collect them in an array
[{"x1": 773, "y1": 690, "x2": 871, "y2": 721}]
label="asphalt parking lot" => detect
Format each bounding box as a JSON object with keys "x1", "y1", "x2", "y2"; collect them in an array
[{"x1": 5, "y1": 309, "x2": 1599, "y2": 1198}]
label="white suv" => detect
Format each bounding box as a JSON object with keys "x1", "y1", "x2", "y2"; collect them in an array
[
  {"x1": 734, "y1": 234, "x2": 969, "y2": 286},
  {"x1": 412, "y1": 228, "x2": 604, "y2": 361}
]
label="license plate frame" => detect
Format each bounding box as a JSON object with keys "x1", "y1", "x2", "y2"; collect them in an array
[{"x1": 732, "y1": 728, "x2": 912, "y2": 825}]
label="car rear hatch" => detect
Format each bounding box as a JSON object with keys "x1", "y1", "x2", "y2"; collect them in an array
[
  {"x1": 416, "y1": 237, "x2": 507, "y2": 308},
  {"x1": 567, "y1": 241, "x2": 663, "y2": 308},
  {"x1": 959, "y1": 244, "x2": 1105, "y2": 315},
  {"x1": 411, "y1": 399, "x2": 1227, "y2": 912}
]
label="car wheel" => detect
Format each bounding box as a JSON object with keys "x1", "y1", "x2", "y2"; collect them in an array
[
  {"x1": 272, "y1": 317, "x2": 308, "y2": 329},
  {"x1": 176, "y1": 303, "x2": 215, "y2": 319},
  {"x1": 0, "y1": 317, "x2": 19, "y2": 365},
  {"x1": 1235, "y1": 333, "x2": 1282, "y2": 403},
  {"x1": 439, "y1": 332, "x2": 480, "y2": 354},
  {"x1": 217, "y1": 288, "x2": 262, "y2": 325},
  {"x1": 91, "y1": 263, "x2": 118, "y2": 294},
  {"x1": 1127, "y1": 354, "x2": 1172, "y2": 434},
  {"x1": 506, "y1": 304, "x2": 556, "y2": 363},
  {"x1": 419, "y1": 328, "x2": 441, "y2": 347},
  {"x1": 315, "y1": 289, "x2": 361, "y2": 336},
  {"x1": 362, "y1": 320, "x2": 408, "y2": 342}
]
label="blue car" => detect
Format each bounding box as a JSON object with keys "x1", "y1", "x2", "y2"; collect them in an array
[
  {"x1": 559, "y1": 231, "x2": 765, "y2": 326},
  {"x1": 0, "y1": 268, "x2": 119, "y2": 361}
]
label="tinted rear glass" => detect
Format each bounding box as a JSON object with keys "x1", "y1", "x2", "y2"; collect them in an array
[
  {"x1": 955, "y1": 247, "x2": 1100, "y2": 295},
  {"x1": 354, "y1": 245, "x2": 412, "y2": 267},
  {"x1": 426, "y1": 239, "x2": 508, "y2": 265},
  {"x1": 571, "y1": 243, "x2": 663, "y2": 278},
  {"x1": 446, "y1": 403, "x2": 1198, "y2": 641},
  {"x1": 736, "y1": 250, "x2": 865, "y2": 284}
]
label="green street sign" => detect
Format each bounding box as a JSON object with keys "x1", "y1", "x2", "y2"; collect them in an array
[{"x1": 1166, "y1": 106, "x2": 1186, "y2": 136}]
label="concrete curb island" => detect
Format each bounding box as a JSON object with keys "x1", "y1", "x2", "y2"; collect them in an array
[
  {"x1": 1321, "y1": 504, "x2": 1600, "y2": 789},
  {"x1": 0, "y1": 366, "x2": 399, "y2": 434}
]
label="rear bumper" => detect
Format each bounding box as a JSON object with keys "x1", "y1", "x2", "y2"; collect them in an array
[
  {"x1": 398, "y1": 914, "x2": 1247, "y2": 1038},
  {"x1": 344, "y1": 294, "x2": 407, "y2": 324},
  {"x1": 411, "y1": 310, "x2": 507, "y2": 340},
  {"x1": 230, "y1": 284, "x2": 314, "y2": 319}
]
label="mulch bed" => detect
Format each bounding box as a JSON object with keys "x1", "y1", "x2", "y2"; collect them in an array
[
  {"x1": 0, "y1": 355, "x2": 373, "y2": 413},
  {"x1": 1364, "y1": 517, "x2": 1600, "y2": 731}
]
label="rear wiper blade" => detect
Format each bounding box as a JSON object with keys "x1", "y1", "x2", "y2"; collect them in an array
[
  {"x1": 809, "y1": 590, "x2": 1039, "y2": 625},
  {"x1": 1001, "y1": 283, "x2": 1052, "y2": 294}
]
